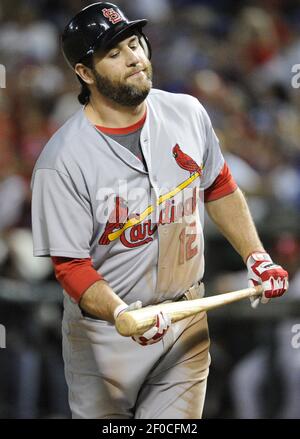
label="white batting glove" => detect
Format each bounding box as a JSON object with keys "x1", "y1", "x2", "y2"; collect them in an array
[
  {"x1": 114, "y1": 302, "x2": 171, "y2": 346},
  {"x1": 246, "y1": 251, "x2": 289, "y2": 309},
  {"x1": 131, "y1": 311, "x2": 171, "y2": 346},
  {"x1": 113, "y1": 301, "x2": 143, "y2": 321}
]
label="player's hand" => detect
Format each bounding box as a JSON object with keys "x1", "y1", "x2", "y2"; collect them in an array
[
  {"x1": 246, "y1": 251, "x2": 289, "y2": 308},
  {"x1": 131, "y1": 311, "x2": 171, "y2": 346},
  {"x1": 114, "y1": 302, "x2": 171, "y2": 346}
]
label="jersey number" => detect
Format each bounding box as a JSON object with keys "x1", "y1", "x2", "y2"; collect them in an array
[{"x1": 179, "y1": 221, "x2": 198, "y2": 264}]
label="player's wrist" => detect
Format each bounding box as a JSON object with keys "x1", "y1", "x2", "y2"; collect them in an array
[
  {"x1": 245, "y1": 250, "x2": 269, "y2": 265},
  {"x1": 113, "y1": 303, "x2": 128, "y2": 322}
]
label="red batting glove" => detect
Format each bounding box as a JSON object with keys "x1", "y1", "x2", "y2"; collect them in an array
[
  {"x1": 246, "y1": 251, "x2": 289, "y2": 308},
  {"x1": 131, "y1": 311, "x2": 171, "y2": 346},
  {"x1": 114, "y1": 303, "x2": 171, "y2": 346}
]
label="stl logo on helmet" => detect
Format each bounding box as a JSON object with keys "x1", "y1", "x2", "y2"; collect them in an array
[{"x1": 102, "y1": 8, "x2": 123, "y2": 24}]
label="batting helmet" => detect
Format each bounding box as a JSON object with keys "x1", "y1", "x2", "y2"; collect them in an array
[{"x1": 61, "y1": 2, "x2": 151, "y2": 68}]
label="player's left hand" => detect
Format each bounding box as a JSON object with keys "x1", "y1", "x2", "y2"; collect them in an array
[{"x1": 246, "y1": 251, "x2": 289, "y2": 308}]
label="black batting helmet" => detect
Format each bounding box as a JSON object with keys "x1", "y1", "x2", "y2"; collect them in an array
[{"x1": 61, "y1": 2, "x2": 151, "y2": 68}]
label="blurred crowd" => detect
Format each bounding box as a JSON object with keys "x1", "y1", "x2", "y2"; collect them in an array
[{"x1": 0, "y1": 0, "x2": 300, "y2": 418}]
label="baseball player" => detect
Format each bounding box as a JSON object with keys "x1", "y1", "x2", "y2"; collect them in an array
[{"x1": 31, "y1": 2, "x2": 289, "y2": 419}]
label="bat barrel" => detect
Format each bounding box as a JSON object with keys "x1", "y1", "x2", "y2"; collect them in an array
[{"x1": 116, "y1": 312, "x2": 156, "y2": 337}]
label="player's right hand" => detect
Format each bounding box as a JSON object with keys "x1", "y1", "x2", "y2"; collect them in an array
[
  {"x1": 113, "y1": 302, "x2": 171, "y2": 346},
  {"x1": 131, "y1": 311, "x2": 171, "y2": 346},
  {"x1": 113, "y1": 300, "x2": 143, "y2": 321}
]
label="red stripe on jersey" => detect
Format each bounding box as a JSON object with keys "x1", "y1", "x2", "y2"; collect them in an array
[
  {"x1": 204, "y1": 162, "x2": 238, "y2": 203},
  {"x1": 96, "y1": 111, "x2": 147, "y2": 135},
  {"x1": 51, "y1": 257, "x2": 104, "y2": 303}
]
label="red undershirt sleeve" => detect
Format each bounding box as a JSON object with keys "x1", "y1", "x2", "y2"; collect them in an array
[
  {"x1": 204, "y1": 161, "x2": 238, "y2": 203},
  {"x1": 51, "y1": 257, "x2": 104, "y2": 303}
]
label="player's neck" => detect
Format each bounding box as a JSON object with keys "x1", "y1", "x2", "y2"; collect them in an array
[{"x1": 84, "y1": 94, "x2": 146, "y2": 129}]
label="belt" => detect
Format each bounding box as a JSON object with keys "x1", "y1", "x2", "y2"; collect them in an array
[{"x1": 178, "y1": 280, "x2": 205, "y2": 301}]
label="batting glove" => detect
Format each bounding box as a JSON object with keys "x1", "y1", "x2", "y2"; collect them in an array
[
  {"x1": 131, "y1": 311, "x2": 171, "y2": 346},
  {"x1": 113, "y1": 300, "x2": 143, "y2": 320},
  {"x1": 246, "y1": 251, "x2": 289, "y2": 308},
  {"x1": 114, "y1": 302, "x2": 171, "y2": 346}
]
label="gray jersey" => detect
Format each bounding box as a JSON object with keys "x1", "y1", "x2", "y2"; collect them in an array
[{"x1": 31, "y1": 89, "x2": 224, "y2": 306}]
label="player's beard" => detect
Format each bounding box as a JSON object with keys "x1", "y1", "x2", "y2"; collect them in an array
[{"x1": 92, "y1": 62, "x2": 153, "y2": 107}]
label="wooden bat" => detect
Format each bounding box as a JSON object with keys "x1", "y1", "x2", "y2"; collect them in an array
[{"x1": 115, "y1": 285, "x2": 263, "y2": 337}]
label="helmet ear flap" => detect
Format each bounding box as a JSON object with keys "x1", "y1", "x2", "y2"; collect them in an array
[{"x1": 139, "y1": 33, "x2": 152, "y2": 59}]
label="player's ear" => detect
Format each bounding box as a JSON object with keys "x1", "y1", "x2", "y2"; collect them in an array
[{"x1": 75, "y1": 63, "x2": 94, "y2": 86}]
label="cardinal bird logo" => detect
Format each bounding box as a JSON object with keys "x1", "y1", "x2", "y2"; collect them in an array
[
  {"x1": 99, "y1": 196, "x2": 129, "y2": 245},
  {"x1": 172, "y1": 144, "x2": 203, "y2": 177}
]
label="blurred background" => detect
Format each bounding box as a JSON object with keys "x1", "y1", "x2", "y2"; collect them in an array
[{"x1": 0, "y1": 0, "x2": 300, "y2": 419}]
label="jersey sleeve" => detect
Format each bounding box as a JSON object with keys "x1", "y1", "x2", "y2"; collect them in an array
[
  {"x1": 200, "y1": 106, "x2": 225, "y2": 190},
  {"x1": 31, "y1": 168, "x2": 93, "y2": 258}
]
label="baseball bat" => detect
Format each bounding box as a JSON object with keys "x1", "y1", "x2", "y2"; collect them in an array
[{"x1": 115, "y1": 285, "x2": 263, "y2": 336}]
